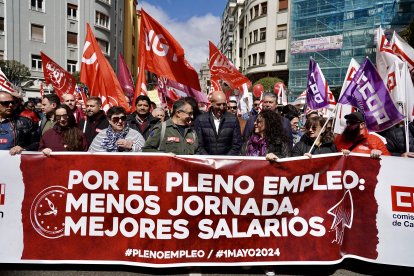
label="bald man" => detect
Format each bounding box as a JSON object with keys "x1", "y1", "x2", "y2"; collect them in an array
[
  {"x1": 63, "y1": 94, "x2": 85, "y2": 124},
  {"x1": 194, "y1": 91, "x2": 242, "y2": 155}
]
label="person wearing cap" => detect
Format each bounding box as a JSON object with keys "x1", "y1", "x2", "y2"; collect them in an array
[{"x1": 334, "y1": 112, "x2": 390, "y2": 158}]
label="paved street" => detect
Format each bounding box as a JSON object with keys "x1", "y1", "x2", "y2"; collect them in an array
[{"x1": 1, "y1": 259, "x2": 414, "y2": 276}]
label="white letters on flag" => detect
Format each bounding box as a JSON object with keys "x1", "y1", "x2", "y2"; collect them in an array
[
  {"x1": 376, "y1": 27, "x2": 401, "y2": 81},
  {"x1": 391, "y1": 32, "x2": 414, "y2": 79}
]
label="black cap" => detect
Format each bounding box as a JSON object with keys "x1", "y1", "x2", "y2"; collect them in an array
[{"x1": 344, "y1": 112, "x2": 364, "y2": 122}]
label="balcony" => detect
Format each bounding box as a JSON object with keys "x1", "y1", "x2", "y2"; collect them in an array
[
  {"x1": 30, "y1": 6, "x2": 45, "y2": 13},
  {"x1": 97, "y1": 0, "x2": 110, "y2": 6}
]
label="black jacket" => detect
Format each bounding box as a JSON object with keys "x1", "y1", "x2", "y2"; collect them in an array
[
  {"x1": 239, "y1": 133, "x2": 291, "y2": 158},
  {"x1": 126, "y1": 112, "x2": 160, "y2": 141},
  {"x1": 292, "y1": 134, "x2": 337, "y2": 156},
  {"x1": 8, "y1": 113, "x2": 40, "y2": 151},
  {"x1": 194, "y1": 108, "x2": 242, "y2": 155},
  {"x1": 78, "y1": 112, "x2": 109, "y2": 145},
  {"x1": 385, "y1": 123, "x2": 414, "y2": 156}
]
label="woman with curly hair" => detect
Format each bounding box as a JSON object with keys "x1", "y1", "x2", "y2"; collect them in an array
[
  {"x1": 239, "y1": 109, "x2": 291, "y2": 161},
  {"x1": 39, "y1": 104, "x2": 89, "y2": 156},
  {"x1": 292, "y1": 116, "x2": 337, "y2": 157}
]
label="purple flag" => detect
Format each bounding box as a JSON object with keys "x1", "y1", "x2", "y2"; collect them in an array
[
  {"x1": 118, "y1": 53, "x2": 135, "y2": 101},
  {"x1": 306, "y1": 57, "x2": 330, "y2": 110},
  {"x1": 338, "y1": 57, "x2": 405, "y2": 132},
  {"x1": 166, "y1": 79, "x2": 209, "y2": 104}
]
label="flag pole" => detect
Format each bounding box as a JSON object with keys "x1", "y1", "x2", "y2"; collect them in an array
[
  {"x1": 308, "y1": 104, "x2": 339, "y2": 154},
  {"x1": 404, "y1": 62, "x2": 410, "y2": 154}
]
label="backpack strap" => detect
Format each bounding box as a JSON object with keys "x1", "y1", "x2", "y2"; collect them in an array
[
  {"x1": 348, "y1": 138, "x2": 366, "y2": 151},
  {"x1": 157, "y1": 122, "x2": 167, "y2": 151}
]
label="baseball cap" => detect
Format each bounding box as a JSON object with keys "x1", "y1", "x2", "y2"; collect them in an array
[{"x1": 344, "y1": 112, "x2": 364, "y2": 122}]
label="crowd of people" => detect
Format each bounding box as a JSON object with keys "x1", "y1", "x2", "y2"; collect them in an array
[{"x1": 0, "y1": 90, "x2": 413, "y2": 159}]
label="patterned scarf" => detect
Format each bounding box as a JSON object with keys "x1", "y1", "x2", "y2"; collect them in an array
[
  {"x1": 101, "y1": 124, "x2": 130, "y2": 152},
  {"x1": 246, "y1": 134, "x2": 267, "y2": 157}
]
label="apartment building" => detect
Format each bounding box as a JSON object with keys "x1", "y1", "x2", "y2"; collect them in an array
[
  {"x1": 1, "y1": 0, "x2": 124, "y2": 100},
  {"x1": 198, "y1": 59, "x2": 210, "y2": 95},
  {"x1": 218, "y1": 0, "x2": 237, "y2": 60},
  {"x1": 231, "y1": 0, "x2": 291, "y2": 85}
]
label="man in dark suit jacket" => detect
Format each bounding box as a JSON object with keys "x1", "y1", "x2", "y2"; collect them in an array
[
  {"x1": 243, "y1": 92, "x2": 293, "y2": 148},
  {"x1": 78, "y1": 96, "x2": 109, "y2": 145}
]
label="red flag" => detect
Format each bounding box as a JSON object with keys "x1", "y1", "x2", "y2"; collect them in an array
[
  {"x1": 139, "y1": 9, "x2": 201, "y2": 91},
  {"x1": 131, "y1": 64, "x2": 148, "y2": 113},
  {"x1": 41, "y1": 51, "x2": 76, "y2": 102},
  {"x1": 118, "y1": 53, "x2": 135, "y2": 101},
  {"x1": 80, "y1": 24, "x2": 130, "y2": 113},
  {"x1": 40, "y1": 83, "x2": 44, "y2": 99},
  {"x1": 225, "y1": 88, "x2": 232, "y2": 102},
  {"x1": 209, "y1": 41, "x2": 250, "y2": 89}
]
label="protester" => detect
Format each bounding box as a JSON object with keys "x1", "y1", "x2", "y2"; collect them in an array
[
  {"x1": 228, "y1": 100, "x2": 247, "y2": 135},
  {"x1": 63, "y1": 94, "x2": 85, "y2": 124},
  {"x1": 40, "y1": 94, "x2": 60, "y2": 137},
  {"x1": 125, "y1": 95, "x2": 131, "y2": 110},
  {"x1": 334, "y1": 112, "x2": 390, "y2": 158},
  {"x1": 385, "y1": 120, "x2": 414, "y2": 157},
  {"x1": 239, "y1": 109, "x2": 291, "y2": 161},
  {"x1": 152, "y1": 108, "x2": 165, "y2": 122},
  {"x1": 24, "y1": 101, "x2": 36, "y2": 112},
  {"x1": 243, "y1": 92, "x2": 293, "y2": 148},
  {"x1": 39, "y1": 105, "x2": 89, "y2": 156},
  {"x1": 0, "y1": 91, "x2": 39, "y2": 154},
  {"x1": 78, "y1": 97, "x2": 110, "y2": 145},
  {"x1": 282, "y1": 104, "x2": 300, "y2": 117},
  {"x1": 286, "y1": 112, "x2": 302, "y2": 146},
  {"x1": 126, "y1": 95, "x2": 160, "y2": 140},
  {"x1": 194, "y1": 91, "x2": 242, "y2": 155},
  {"x1": 20, "y1": 110, "x2": 40, "y2": 124},
  {"x1": 307, "y1": 111, "x2": 319, "y2": 119},
  {"x1": 36, "y1": 102, "x2": 44, "y2": 120},
  {"x1": 241, "y1": 98, "x2": 260, "y2": 120},
  {"x1": 292, "y1": 116, "x2": 337, "y2": 157},
  {"x1": 143, "y1": 99, "x2": 199, "y2": 155},
  {"x1": 183, "y1": 97, "x2": 202, "y2": 128},
  {"x1": 89, "y1": 106, "x2": 145, "y2": 152},
  {"x1": 81, "y1": 104, "x2": 87, "y2": 114},
  {"x1": 164, "y1": 105, "x2": 171, "y2": 121}
]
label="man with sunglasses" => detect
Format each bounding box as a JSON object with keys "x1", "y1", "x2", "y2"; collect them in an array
[
  {"x1": 228, "y1": 100, "x2": 246, "y2": 135},
  {"x1": 241, "y1": 98, "x2": 260, "y2": 120},
  {"x1": 334, "y1": 112, "x2": 390, "y2": 158},
  {"x1": 194, "y1": 91, "x2": 242, "y2": 155},
  {"x1": 0, "y1": 91, "x2": 40, "y2": 154}
]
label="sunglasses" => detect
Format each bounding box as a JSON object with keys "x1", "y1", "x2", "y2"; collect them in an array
[
  {"x1": 253, "y1": 104, "x2": 260, "y2": 107},
  {"x1": 346, "y1": 121, "x2": 360, "y2": 126},
  {"x1": 111, "y1": 116, "x2": 127, "y2": 123},
  {"x1": 228, "y1": 106, "x2": 237, "y2": 110},
  {"x1": 55, "y1": 114, "x2": 69, "y2": 120},
  {"x1": 306, "y1": 126, "x2": 319, "y2": 131},
  {"x1": 180, "y1": 110, "x2": 194, "y2": 116},
  {"x1": 0, "y1": 100, "x2": 17, "y2": 106}
]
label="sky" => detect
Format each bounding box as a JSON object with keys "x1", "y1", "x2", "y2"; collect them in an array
[{"x1": 137, "y1": 0, "x2": 226, "y2": 72}]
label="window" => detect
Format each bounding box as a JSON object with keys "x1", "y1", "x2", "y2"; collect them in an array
[
  {"x1": 250, "y1": 8, "x2": 253, "y2": 20},
  {"x1": 31, "y1": 55, "x2": 42, "y2": 71},
  {"x1": 31, "y1": 24, "x2": 44, "y2": 42},
  {"x1": 0, "y1": 51, "x2": 4, "y2": 60},
  {"x1": 229, "y1": 24, "x2": 233, "y2": 32},
  {"x1": 261, "y1": 2, "x2": 267, "y2": 15},
  {"x1": 119, "y1": 30, "x2": 122, "y2": 43},
  {"x1": 132, "y1": 55, "x2": 135, "y2": 72},
  {"x1": 120, "y1": 8, "x2": 122, "y2": 21},
  {"x1": 252, "y1": 54, "x2": 257, "y2": 65},
  {"x1": 248, "y1": 55, "x2": 251, "y2": 66},
  {"x1": 96, "y1": 11, "x2": 110, "y2": 29},
  {"x1": 276, "y1": 50, "x2": 286, "y2": 63},
  {"x1": 133, "y1": 16, "x2": 136, "y2": 29},
  {"x1": 240, "y1": 28, "x2": 243, "y2": 39},
  {"x1": 277, "y1": 24, "x2": 287, "y2": 38},
  {"x1": 254, "y1": 5, "x2": 259, "y2": 17},
  {"x1": 132, "y1": 34, "x2": 135, "y2": 47},
  {"x1": 239, "y1": 48, "x2": 242, "y2": 57},
  {"x1": 259, "y1": 52, "x2": 265, "y2": 64},
  {"x1": 228, "y1": 52, "x2": 232, "y2": 60},
  {"x1": 249, "y1": 32, "x2": 252, "y2": 43},
  {"x1": 67, "y1": 61, "x2": 77, "y2": 73},
  {"x1": 0, "y1": 18, "x2": 4, "y2": 34},
  {"x1": 96, "y1": 38, "x2": 109, "y2": 54},
  {"x1": 67, "y1": 4, "x2": 77, "y2": 18},
  {"x1": 31, "y1": 0, "x2": 43, "y2": 11},
  {"x1": 67, "y1": 32, "x2": 77, "y2": 46},
  {"x1": 260, "y1": 28, "x2": 266, "y2": 40},
  {"x1": 279, "y1": 0, "x2": 288, "y2": 11},
  {"x1": 253, "y1": 30, "x2": 258, "y2": 42}
]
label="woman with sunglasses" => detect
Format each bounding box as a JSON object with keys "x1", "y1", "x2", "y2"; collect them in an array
[
  {"x1": 39, "y1": 104, "x2": 89, "y2": 156},
  {"x1": 239, "y1": 109, "x2": 291, "y2": 161},
  {"x1": 89, "y1": 106, "x2": 145, "y2": 152},
  {"x1": 285, "y1": 112, "x2": 302, "y2": 146},
  {"x1": 292, "y1": 116, "x2": 337, "y2": 157}
]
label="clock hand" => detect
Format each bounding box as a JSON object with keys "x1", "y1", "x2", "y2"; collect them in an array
[
  {"x1": 45, "y1": 197, "x2": 55, "y2": 211},
  {"x1": 43, "y1": 209, "x2": 57, "y2": 216}
]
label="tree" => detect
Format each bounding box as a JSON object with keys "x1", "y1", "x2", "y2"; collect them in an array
[
  {"x1": 401, "y1": 17, "x2": 414, "y2": 47},
  {"x1": 251, "y1": 77, "x2": 284, "y2": 92},
  {"x1": 0, "y1": 60, "x2": 30, "y2": 85},
  {"x1": 72, "y1": 71, "x2": 87, "y2": 88}
]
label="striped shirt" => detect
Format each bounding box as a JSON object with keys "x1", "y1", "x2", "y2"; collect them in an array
[{"x1": 89, "y1": 128, "x2": 145, "y2": 152}]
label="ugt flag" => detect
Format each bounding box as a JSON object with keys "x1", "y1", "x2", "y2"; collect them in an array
[
  {"x1": 306, "y1": 57, "x2": 331, "y2": 110},
  {"x1": 339, "y1": 57, "x2": 405, "y2": 132},
  {"x1": 118, "y1": 53, "x2": 135, "y2": 102}
]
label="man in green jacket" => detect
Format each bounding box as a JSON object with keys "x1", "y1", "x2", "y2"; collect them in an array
[{"x1": 143, "y1": 99, "x2": 199, "y2": 155}]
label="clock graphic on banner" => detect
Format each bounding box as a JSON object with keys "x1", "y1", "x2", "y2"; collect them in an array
[{"x1": 30, "y1": 186, "x2": 67, "y2": 239}]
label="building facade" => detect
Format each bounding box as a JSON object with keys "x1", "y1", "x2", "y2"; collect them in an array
[
  {"x1": 122, "y1": 1, "x2": 140, "y2": 78},
  {"x1": 198, "y1": 59, "x2": 210, "y2": 95},
  {"x1": 218, "y1": 0, "x2": 236, "y2": 61},
  {"x1": 1, "y1": 0, "x2": 125, "y2": 100},
  {"x1": 288, "y1": 0, "x2": 414, "y2": 100},
  {"x1": 231, "y1": 0, "x2": 291, "y2": 85}
]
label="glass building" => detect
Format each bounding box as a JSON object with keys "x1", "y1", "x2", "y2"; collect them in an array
[{"x1": 288, "y1": 0, "x2": 414, "y2": 101}]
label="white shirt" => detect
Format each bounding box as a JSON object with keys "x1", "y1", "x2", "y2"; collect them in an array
[{"x1": 212, "y1": 113, "x2": 221, "y2": 134}]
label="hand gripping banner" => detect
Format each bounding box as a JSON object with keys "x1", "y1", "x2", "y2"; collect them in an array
[{"x1": 0, "y1": 152, "x2": 413, "y2": 267}]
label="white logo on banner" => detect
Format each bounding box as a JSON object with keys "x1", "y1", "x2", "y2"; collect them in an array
[{"x1": 327, "y1": 190, "x2": 354, "y2": 245}]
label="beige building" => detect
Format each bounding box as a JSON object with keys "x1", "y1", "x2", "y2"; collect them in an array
[
  {"x1": 198, "y1": 59, "x2": 210, "y2": 95},
  {"x1": 231, "y1": 0, "x2": 291, "y2": 84},
  {"x1": 123, "y1": 1, "x2": 140, "y2": 77}
]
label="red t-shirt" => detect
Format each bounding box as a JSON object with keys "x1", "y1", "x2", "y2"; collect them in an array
[{"x1": 334, "y1": 128, "x2": 390, "y2": 156}]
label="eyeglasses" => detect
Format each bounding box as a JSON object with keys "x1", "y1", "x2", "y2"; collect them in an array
[
  {"x1": 292, "y1": 122, "x2": 299, "y2": 125},
  {"x1": 111, "y1": 115, "x2": 127, "y2": 123},
  {"x1": 55, "y1": 114, "x2": 69, "y2": 120},
  {"x1": 306, "y1": 126, "x2": 320, "y2": 131},
  {"x1": 0, "y1": 100, "x2": 17, "y2": 106},
  {"x1": 180, "y1": 110, "x2": 193, "y2": 116},
  {"x1": 253, "y1": 104, "x2": 260, "y2": 107},
  {"x1": 346, "y1": 121, "x2": 360, "y2": 126},
  {"x1": 228, "y1": 106, "x2": 237, "y2": 110}
]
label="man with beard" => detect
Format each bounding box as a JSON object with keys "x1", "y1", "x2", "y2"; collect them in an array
[
  {"x1": 63, "y1": 94, "x2": 85, "y2": 124},
  {"x1": 334, "y1": 112, "x2": 390, "y2": 158},
  {"x1": 126, "y1": 95, "x2": 160, "y2": 140},
  {"x1": 143, "y1": 99, "x2": 198, "y2": 155},
  {"x1": 78, "y1": 97, "x2": 109, "y2": 145}
]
